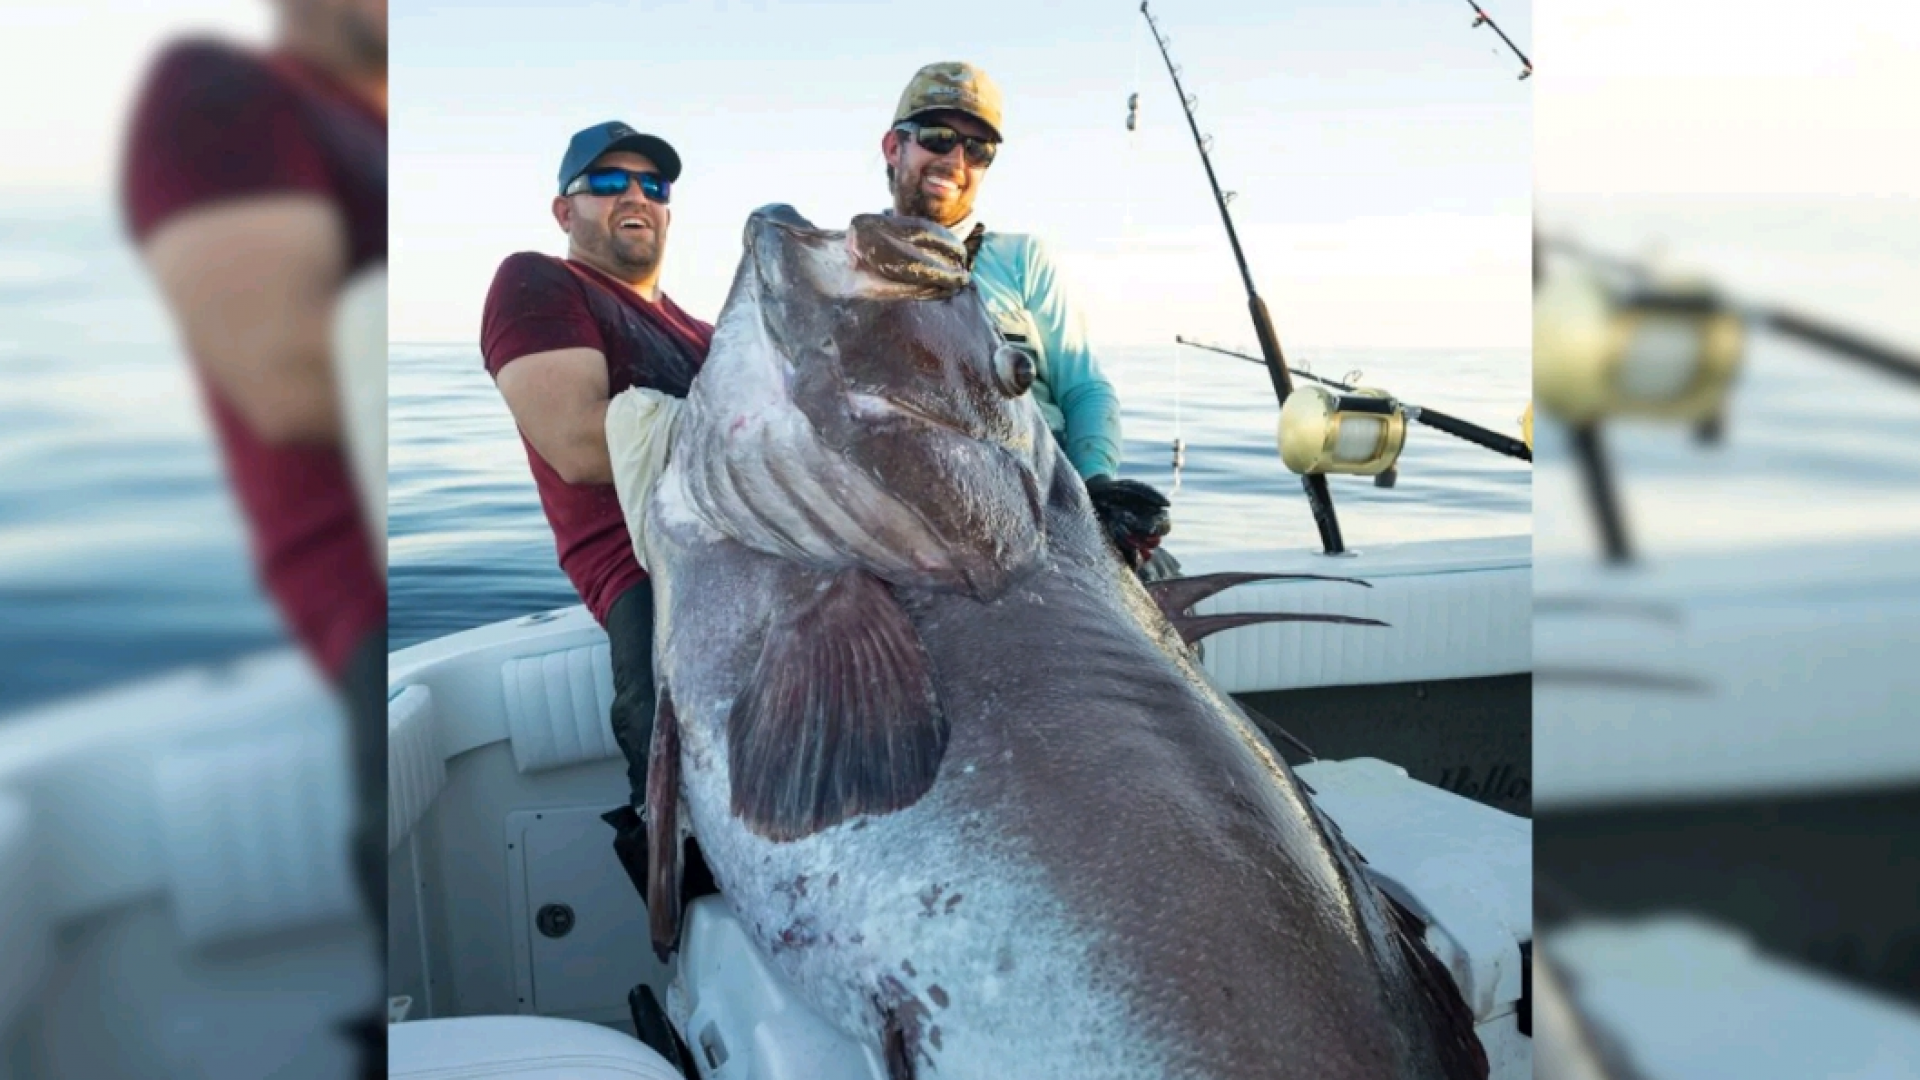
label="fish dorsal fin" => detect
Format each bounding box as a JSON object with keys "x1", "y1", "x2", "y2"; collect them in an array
[
  {"x1": 1144, "y1": 571, "x2": 1386, "y2": 646},
  {"x1": 1171, "y1": 610, "x2": 1388, "y2": 646},
  {"x1": 1144, "y1": 571, "x2": 1373, "y2": 621},
  {"x1": 728, "y1": 569, "x2": 949, "y2": 842}
]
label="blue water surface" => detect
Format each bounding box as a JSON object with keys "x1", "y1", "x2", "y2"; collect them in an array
[
  {"x1": 0, "y1": 200, "x2": 1532, "y2": 712},
  {"x1": 0, "y1": 203, "x2": 285, "y2": 714},
  {"x1": 388, "y1": 340, "x2": 1532, "y2": 651}
]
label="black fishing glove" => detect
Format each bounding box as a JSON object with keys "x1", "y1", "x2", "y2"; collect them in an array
[{"x1": 1085, "y1": 475, "x2": 1172, "y2": 570}]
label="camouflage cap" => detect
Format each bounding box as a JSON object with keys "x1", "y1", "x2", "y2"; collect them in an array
[{"x1": 892, "y1": 62, "x2": 1004, "y2": 141}]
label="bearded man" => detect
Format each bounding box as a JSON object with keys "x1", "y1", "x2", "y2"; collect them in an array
[{"x1": 880, "y1": 62, "x2": 1174, "y2": 573}]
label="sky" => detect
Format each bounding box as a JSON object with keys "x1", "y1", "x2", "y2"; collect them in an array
[
  {"x1": 0, "y1": 1, "x2": 1531, "y2": 350},
  {"x1": 1534, "y1": 1, "x2": 1920, "y2": 200},
  {"x1": 1529, "y1": 1, "x2": 1920, "y2": 347},
  {"x1": 0, "y1": 1, "x2": 273, "y2": 194},
  {"x1": 382, "y1": 0, "x2": 1532, "y2": 349},
  {"x1": 8, "y1": 2, "x2": 1912, "y2": 346}
]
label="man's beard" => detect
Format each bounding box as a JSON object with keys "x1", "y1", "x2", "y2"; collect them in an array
[
  {"x1": 341, "y1": 21, "x2": 386, "y2": 71},
  {"x1": 893, "y1": 162, "x2": 974, "y2": 227},
  {"x1": 587, "y1": 222, "x2": 663, "y2": 278},
  {"x1": 331, "y1": 6, "x2": 388, "y2": 72}
]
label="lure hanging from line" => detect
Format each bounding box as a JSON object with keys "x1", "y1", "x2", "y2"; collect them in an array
[{"x1": 1171, "y1": 342, "x2": 1186, "y2": 493}]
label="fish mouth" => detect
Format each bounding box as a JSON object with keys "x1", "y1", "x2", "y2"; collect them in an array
[
  {"x1": 745, "y1": 204, "x2": 969, "y2": 303},
  {"x1": 847, "y1": 392, "x2": 975, "y2": 438},
  {"x1": 748, "y1": 204, "x2": 831, "y2": 250}
]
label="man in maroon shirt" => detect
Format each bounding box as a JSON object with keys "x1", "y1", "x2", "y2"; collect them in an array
[
  {"x1": 480, "y1": 122, "x2": 713, "y2": 896},
  {"x1": 121, "y1": 1, "x2": 386, "y2": 1073}
]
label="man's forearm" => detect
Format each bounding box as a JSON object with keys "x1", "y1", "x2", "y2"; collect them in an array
[{"x1": 1056, "y1": 378, "x2": 1125, "y2": 478}]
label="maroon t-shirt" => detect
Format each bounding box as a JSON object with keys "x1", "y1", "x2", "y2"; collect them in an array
[
  {"x1": 121, "y1": 39, "x2": 386, "y2": 681},
  {"x1": 480, "y1": 254, "x2": 713, "y2": 625}
]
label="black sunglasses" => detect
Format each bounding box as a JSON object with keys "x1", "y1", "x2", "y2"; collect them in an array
[
  {"x1": 565, "y1": 167, "x2": 672, "y2": 204},
  {"x1": 896, "y1": 122, "x2": 998, "y2": 168}
]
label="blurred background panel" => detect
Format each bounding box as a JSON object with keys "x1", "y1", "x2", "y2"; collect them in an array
[
  {"x1": 1532, "y1": 2, "x2": 1920, "y2": 1076},
  {"x1": 0, "y1": 3, "x2": 383, "y2": 1078},
  {"x1": 0, "y1": 1, "x2": 289, "y2": 713}
]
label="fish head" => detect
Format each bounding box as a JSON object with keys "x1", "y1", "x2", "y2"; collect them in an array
[{"x1": 730, "y1": 204, "x2": 1051, "y2": 598}]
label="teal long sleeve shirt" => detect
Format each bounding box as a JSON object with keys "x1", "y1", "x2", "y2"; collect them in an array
[{"x1": 967, "y1": 231, "x2": 1124, "y2": 480}]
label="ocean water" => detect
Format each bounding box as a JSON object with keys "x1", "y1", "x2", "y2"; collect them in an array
[
  {"x1": 0, "y1": 203, "x2": 284, "y2": 715},
  {"x1": 0, "y1": 202, "x2": 1531, "y2": 708},
  {"x1": 388, "y1": 340, "x2": 1533, "y2": 651},
  {"x1": 1532, "y1": 196, "x2": 1920, "y2": 561}
]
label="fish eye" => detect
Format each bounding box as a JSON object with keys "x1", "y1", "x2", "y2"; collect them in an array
[{"x1": 993, "y1": 345, "x2": 1036, "y2": 398}]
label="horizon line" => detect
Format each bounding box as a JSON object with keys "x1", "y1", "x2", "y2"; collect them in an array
[{"x1": 388, "y1": 339, "x2": 1535, "y2": 351}]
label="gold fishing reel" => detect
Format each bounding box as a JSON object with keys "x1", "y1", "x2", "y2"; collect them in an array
[
  {"x1": 1534, "y1": 261, "x2": 1747, "y2": 428},
  {"x1": 1277, "y1": 383, "x2": 1409, "y2": 478}
]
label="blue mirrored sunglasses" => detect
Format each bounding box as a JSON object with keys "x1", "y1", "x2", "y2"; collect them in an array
[{"x1": 565, "y1": 167, "x2": 672, "y2": 204}]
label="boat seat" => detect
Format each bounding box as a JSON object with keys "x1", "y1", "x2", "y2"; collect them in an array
[
  {"x1": 499, "y1": 644, "x2": 621, "y2": 774},
  {"x1": 389, "y1": 1015, "x2": 683, "y2": 1078},
  {"x1": 388, "y1": 684, "x2": 448, "y2": 851}
]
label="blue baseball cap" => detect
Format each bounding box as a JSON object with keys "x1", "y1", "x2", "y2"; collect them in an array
[{"x1": 557, "y1": 121, "x2": 682, "y2": 194}]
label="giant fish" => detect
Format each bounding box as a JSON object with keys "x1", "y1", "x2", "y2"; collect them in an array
[{"x1": 637, "y1": 204, "x2": 1487, "y2": 1080}]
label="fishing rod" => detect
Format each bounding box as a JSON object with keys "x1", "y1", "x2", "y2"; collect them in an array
[
  {"x1": 1461, "y1": 0, "x2": 1532, "y2": 81},
  {"x1": 1540, "y1": 234, "x2": 1920, "y2": 385},
  {"x1": 1175, "y1": 337, "x2": 1533, "y2": 463},
  {"x1": 1537, "y1": 230, "x2": 1920, "y2": 564},
  {"x1": 1139, "y1": 1, "x2": 1348, "y2": 556}
]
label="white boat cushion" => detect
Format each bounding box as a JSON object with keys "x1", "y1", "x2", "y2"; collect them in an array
[
  {"x1": 151, "y1": 726, "x2": 359, "y2": 948},
  {"x1": 389, "y1": 685, "x2": 447, "y2": 851},
  {"x1": 500, "y1": 645, "x2": 620, "y2": 774},
  {"x1": 390, "y1": 1015, "x2": 683, "y2": 1078},
  {"x1": 1293, "y1": 757, "x2": 1530, "y2": 1021}
]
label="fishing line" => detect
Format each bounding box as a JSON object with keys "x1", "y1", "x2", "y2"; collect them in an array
[
  {"x1": 1171, "y1": 339, "x2": 1186, "y2": 493},
  {"x1": 1124, "y1": 13, "x2": 1143, "y2": 234}
]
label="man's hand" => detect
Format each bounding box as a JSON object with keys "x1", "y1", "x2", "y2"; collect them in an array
[
  {"x1": 494, "y1": 347, "x2": 615, "y2": 485},
  {"x1": 141, "y1": 194, "x2": 349, "y2": 444},
  {"x1": 1085, "y1": 475, "x2": 1172, "y2": 569}
]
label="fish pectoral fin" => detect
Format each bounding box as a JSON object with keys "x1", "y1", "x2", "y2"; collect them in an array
[
  {"x1": 728, "y1": 569, "x2": 949, "y2": 842},
  {"x1": 1145, "y1": 570, "x2": 1374, "y2": 622},
  {"x1": 645, "y1": 687, "x2": 684, "y2": 963},
  {"x1": 1172, "y1": 610, "x2": 1389, "y2": 647}
]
